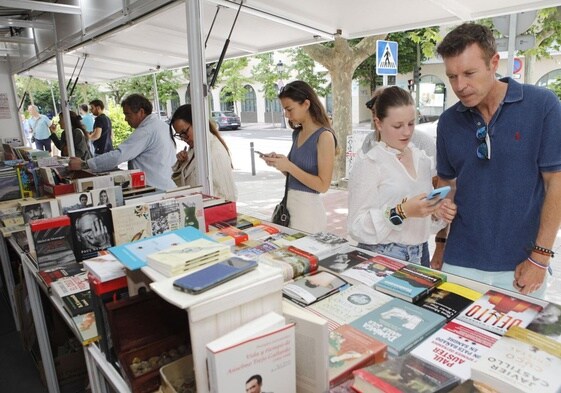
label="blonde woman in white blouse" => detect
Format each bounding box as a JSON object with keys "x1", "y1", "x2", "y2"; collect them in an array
[{"x1": 348, "y1": 87, "x2": 456, "y2": 265}]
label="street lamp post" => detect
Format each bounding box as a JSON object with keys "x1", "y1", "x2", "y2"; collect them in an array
[{"x1": 276, "y1": 60, "x2": 287, "y2": 128}]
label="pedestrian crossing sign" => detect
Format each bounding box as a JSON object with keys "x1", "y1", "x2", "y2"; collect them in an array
[{"x1": 376, "y1": 40, "x2": 398, "y2": 76}]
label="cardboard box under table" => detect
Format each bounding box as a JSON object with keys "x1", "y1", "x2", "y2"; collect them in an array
[{"x1": 106, "y1": 292, "x2": 190, "y2": 393}]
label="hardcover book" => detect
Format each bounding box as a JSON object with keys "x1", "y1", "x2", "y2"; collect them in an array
[
  {"x1": 110, "y1": 203, "x2": 153, "y2": 245},
  {"x1": 320, "y1": 247, "x2": 375, "y2": 273},
  {"x1": 410, "y1": 319, "x2": 499, "y2": 382},
  {"x1": 29, "y1": 215, "x2": 76, "y2": 269},
  {"x1": 351, "y1": 354, "x2": 460, "y2": 393},
  {"x1": 68, "y1": 205, "x2": 114, "y2": 262},
  {"x1": 456, "y1": 289, "x2": 543, "y2": 335},
  {"x1": 471, "y1": 326, "x2": 561, "y2": 393},
  {"x1": 206, "y1": 312, "x2": 296, "y2": 393},
  {"x1": 148, "y1": 198, "x2": 181, "y2": 235},
  {"x1": 282, "y1": 270, "x2": 349, "y2": 306},
  {"x1": 328, "y1": 324, "x2": 387, "y2": 388},
  {"x1": 526, "y1": 303, "x2": 561, "y2": 343},
  {"x1": 308, "y1": 283, "x2": 392, "y2": 328},
  {"x1": 341, "y1": 254, "x2": 407, "y2": 287},
  {"x1": 146, "y1": 238, "x2": 231, "y2": 277},
  {"x1": 62, "y1": 290, "x2": 93, "y2": 316},
  {"x1": 374, "y1": 263, "x2": 446, "y2": 303},
  {"x1": 291, "y1": 231, "x2": 348, "y2": 260},
  {"x1": 419, "y1": 282, "x2": 482, "y2": 322},
  {"x1": 259, "y1": 246, "x2": 319, "y2": 281},
  {"x1": 108, "y1": 226, "x2": 208, "y2": 270},
  {"x1": 282, "y1": 301, "x2": 329, "y2": 393},
  {"x1": 350, "y1": 298, "x2": 447, "y2": 356}
]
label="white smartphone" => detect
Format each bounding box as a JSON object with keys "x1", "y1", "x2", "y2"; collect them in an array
[{"x1": 426, "y1": 186, "x2": 451, "y2": 200}]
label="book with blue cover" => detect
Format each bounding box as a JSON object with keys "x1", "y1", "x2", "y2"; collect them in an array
[
  {"x1": 350, "y1": 298, "x2": 447, "y2": 356},
  {"x1": 374, "y1": 263, "x2": 446, "y2": 303},
  {"x1": 108, "y1": 226, "x2": 209, "y2": 270}
]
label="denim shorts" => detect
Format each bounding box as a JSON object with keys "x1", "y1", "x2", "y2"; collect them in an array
[{"x1": 358, "y1": 242, "x2": 426, "y2": 265}]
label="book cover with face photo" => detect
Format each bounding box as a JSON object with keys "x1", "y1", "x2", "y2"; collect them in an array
[
  {"x1": 57, "y1": 192, "x2": 94, "y2": 215},
  {"x1": 282, "y1": 271, "x2": 349, "y2": 306},
  {"x1": 20, "y1": 199, "x2": 59, "y2": 224},
  {"x1": 91, "y1": 186, "x2": 123, "y2": 208},
  {"x1": 68, "y1": 206, "x2": 114, "y2": 261}
]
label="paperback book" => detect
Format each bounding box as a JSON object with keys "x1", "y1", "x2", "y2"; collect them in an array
[
  {"x1": 146, "y1": 238, "x2": 231, "y2": 277},
  {"x1": 206, "y1": 312, "x2": 296, "y2": 393},
  {"x1": 282, "y1": 301, "x2": 329, "y2": 393},
  {"x1": 233, "y1": 240, "x2": 279, "y2": 259},
  {"x1": 374, "y1": 263, "x2": 446, "y2": 303},
  {"x1": 320, "y1": 247, "x2": 374, "y2": 273},
  {"x1": 328, "y1": 324, "x2": 387, "y2": 388},
  {"x1": 110, "y1": 203, "x2": 153, "y2": 245},
  {"x1": 20, "y1": 198, "x2": 59, "y2": 223},
  {"x1": 68, "y1": 205, "x2": 114, "y2": 261},
  {"x1": 350, "y1": 298, "x2": 447, "y2": 356},
  {"x1": 82, "y1": 253, "x2": 126, "y2": 283},
  {"x1": 259, "y1": 246, "x2": 319, "y2": 281},
  {"x1": 28, "y1": 215, "x2": 76, "y2": 269},
  {"x1": 526, "y1": 302, "x2": 561, "y2": 343},
  {"x1": 351, "y1": 354, "x2": 460, "y2": 393},
  {"x1": 291, "y1": 231, "x2": 348, "y2": 260},
  {"x1": 282, "y1": 270, "x2": 349, "y2": 306},
  {"x1": 471, "y1": 326, "x2": 561, "y2": 393},
  {"x1": 148, "y1": 198, "x2": 181, "y2": 235},
  {"x1": 174, "y1": 193, "x2": 205, "y2": 230},
  {"x1": 56, "y1": 192, "x2": 94, "y2": 215},
  {"x1": 71, "y1": 311, "x2": 100, "y2": 345},
  {"x1": 108, "y1": 226, "x2": 209, "y2": 270},
  {"x1": 38, "y1": 263, "x2": 84, "y2": 289},
  {"x1": 456, "y1": 289, "x2": 543, "y2": 335},
  {"x1": 341, "y1": 254, "x2": 407, "y2": 287},
  {"x1": 266, "y1": 231, "x2": 307, "y2": 247},
  {"x1": 62, "y1": 290, "x2": 93, "y2": 316},
  {"x1": 418, "y1": 282, "x2": 482, "y2": 321},
  {"x1": 308, "y1": 283, "x2": 392, "y2": 328},
  {"x1": 91, "y1": 185, "x2": 123, "y2": 208},
  {"x1": 410, "y1": 319, "x2": 499, "y2": 382},
  {"x1": 50, "y1": 272, "x2": 90, "y2": 305}
]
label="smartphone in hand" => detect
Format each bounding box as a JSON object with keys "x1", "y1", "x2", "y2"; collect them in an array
[
  {"x1": 426, "y1": 186, "x2": 451, "y2": 200},
  {"x1": 254, "y1": 150, "x2": 269, "y2": 157},
  {"x1": 173, "y1": 257, "x2": 258, "y2": 294}
]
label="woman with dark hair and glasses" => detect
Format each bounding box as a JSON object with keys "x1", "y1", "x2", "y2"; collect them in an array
[
  {"x1": 170, "y1": 104, "x2": 237, "y2": 201},
  {"x1": 261, "y1": 80, "x2": 336, "y2": 233},
  {"x1": 348, "y1": 86, "x2": 456, "y2": 266}
]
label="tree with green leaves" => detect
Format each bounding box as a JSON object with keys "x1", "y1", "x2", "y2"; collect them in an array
[
  {"x1": 215, "y1": 58, "x2": 251, "y2": 114},
  {"x1": 106, "y1": 70, "x2": 181, "y2": 110},
  {"x1": 286, "y1": 48, "x2": 329, "y2": 96}
]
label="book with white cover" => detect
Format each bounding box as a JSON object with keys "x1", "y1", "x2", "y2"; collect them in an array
[
  {"x1": 282, "y1": 301, "x2": 329, "y2": 393},
  {"x1": 308, "y1": 284, "x2": 392, "y2": 329},
  {"x1": 471, "y1": 326, "x2": 561, "y2": 393},
  {"x1": 146, "y1": 238, "x2": 231, "y2": 277},
  {"x1": 50, "y1": 272, "x2": 89, "y2": 304},
  {"x1": 291, "y1": 231, "x2": 348, "y2": 260},
  {"x1": 111, "y1": 203, "x2": 153, "y2": 245},
  {"x1": 206, "y1": 312, "x2": 296, "y2": 393},
  {"x1": 411, "y1": 319, "x2": 499, "y2": 381},
  {"x1": 82, "y1": 253, "x2": 126, "y2": 282}
]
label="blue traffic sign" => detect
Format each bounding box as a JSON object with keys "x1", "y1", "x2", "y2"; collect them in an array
[{"x1": 376, "y1": 40, "x2": 398, "y2": 76}]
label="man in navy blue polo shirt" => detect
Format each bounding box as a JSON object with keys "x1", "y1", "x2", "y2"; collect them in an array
[{"x1": 431, "y1": 23, "x2": 561, "y2": 297}]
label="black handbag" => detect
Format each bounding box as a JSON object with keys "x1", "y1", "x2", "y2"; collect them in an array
[{"x1": 272, "y1": 175, "x2": 290, "y2": 227}]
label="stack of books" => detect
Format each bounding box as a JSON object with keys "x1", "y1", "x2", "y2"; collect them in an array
[
  {"x1": 374, "y1": 263, "x2": 446, "y2": 303},
  {"x1": 146, "y1": 238, "x2": 231, "y2": 277}
]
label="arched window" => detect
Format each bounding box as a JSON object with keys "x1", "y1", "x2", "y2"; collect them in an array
[
  {"x1": 241, "y1": 85, "x2": 256, "y2": 112},
  {"x1": 536, "y1": 69, "x2": 561, "y2": 90},
  {"x1": 170, "y1": 91, "x2": 180, "y2": 113}
]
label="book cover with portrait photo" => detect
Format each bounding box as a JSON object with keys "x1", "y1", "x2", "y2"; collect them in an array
[{"x1": 68, "y1": 205, "x2": 114, "y2": 261}]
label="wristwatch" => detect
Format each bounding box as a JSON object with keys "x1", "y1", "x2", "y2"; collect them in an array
[{"x1": 388, "y1": 207, "x2": 403, "y2": 225}]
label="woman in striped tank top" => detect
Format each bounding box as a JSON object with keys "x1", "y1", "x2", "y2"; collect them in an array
[{"x1": 261, "y1": 80, "x2": 337, "y2": 233}]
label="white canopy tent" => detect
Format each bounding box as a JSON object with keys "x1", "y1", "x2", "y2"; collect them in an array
[{"x1": 2, "y1": 0, "x2": 561, "y2": 194}]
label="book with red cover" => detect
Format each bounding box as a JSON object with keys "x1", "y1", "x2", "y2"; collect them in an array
[
  {"x1": 328, "y1": 324, "x2": 387, "y2": 388},
  {"x1": 38, "y1": 263, "x2": 84, "y2": 289},
  {"x1": 456, "y1": 289, "x2": 543, "y2": 335}
]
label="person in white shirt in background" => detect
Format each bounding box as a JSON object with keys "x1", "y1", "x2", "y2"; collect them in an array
[
  {"x1": 170, "y1": 104, "x2": 238, "y2": 201},
  {"x1": 68, "y1": 93, "x2": 176, "y2": 190},
  {"x1": 27, "y1": 104, "x2": 52, "y2": 152},
  {"x1": 20, "y1": 113, "x2": 32, "y2": 147},
  {"x1": 348, "y1": 86, "x2": 456, "y2": 266}
]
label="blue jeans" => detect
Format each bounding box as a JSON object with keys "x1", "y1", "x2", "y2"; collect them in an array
[
  {"x1": 358, "y1": 242, "x2": 427, "y2": 266},
  {"x1": 35, "y1": 138, "x2": 51, "y2": 152}
]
